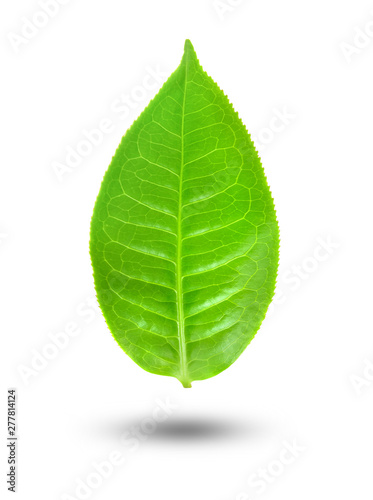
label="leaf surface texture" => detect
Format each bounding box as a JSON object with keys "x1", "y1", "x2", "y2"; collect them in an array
[{"x1": 90, "y1": 40, "x2": 279, "y2": 387}]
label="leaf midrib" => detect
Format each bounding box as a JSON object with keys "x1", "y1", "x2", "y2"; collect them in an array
[{"x1": 176, "y1": 53, "x2": 190, "y2": 388}]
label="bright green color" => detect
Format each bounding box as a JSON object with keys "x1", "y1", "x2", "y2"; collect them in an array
[{"x1": 90, "y1": 40, "x2": 279, "y2": 388}]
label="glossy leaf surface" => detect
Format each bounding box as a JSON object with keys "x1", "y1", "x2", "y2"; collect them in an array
[{"x1": 90, "y1": 40, "x2": 279, "y2": 387}]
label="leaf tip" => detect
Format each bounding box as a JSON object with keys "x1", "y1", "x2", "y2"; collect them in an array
[
  {"x1": 183, "y1": 39, "x2": 198, "y2": 62},
  {"x1": 184, "y1": 39, "x2": 194, "y2": 52}
]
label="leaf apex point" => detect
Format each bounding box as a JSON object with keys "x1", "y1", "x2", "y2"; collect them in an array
[
  {"x1": 183, "y1": 39, "x2": 198, "y2": 61},
  {"x1": 184, "y1": 39, "x2": 193, "y2": 50}
]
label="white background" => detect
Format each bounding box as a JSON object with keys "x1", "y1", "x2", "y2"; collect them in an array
[{"x1": 1, "y1": 0, "x2": 373, "y2": 499}]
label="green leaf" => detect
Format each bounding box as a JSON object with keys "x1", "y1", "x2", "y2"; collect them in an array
[{"x1": 90, "y1": 40, "x2": 279, "y2": 388}]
